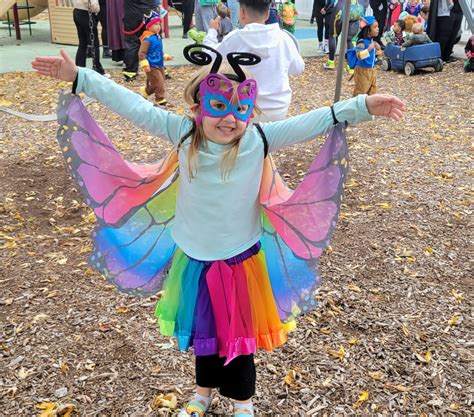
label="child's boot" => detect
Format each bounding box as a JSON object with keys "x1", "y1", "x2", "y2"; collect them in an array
[
  {"x1": 139, "y1": 86, "x2": 149, "y2": 99},
  {"x1": 345, "y1": 64, "x2": 354, "y2": 75},
  {"x1": 178, "y1": 393, "x2": 212, "y2": 417},
  {"x1": 324, "y1": 59, "x2": 335, "y2": 70}
]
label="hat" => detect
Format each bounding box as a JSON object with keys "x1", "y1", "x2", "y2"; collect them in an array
[
  {"x1": 144, "y1": 10, "x2": 162, "y2": 30},
  {"x1": 359, "y1": 15, "x2": 376, "y2": 29}
]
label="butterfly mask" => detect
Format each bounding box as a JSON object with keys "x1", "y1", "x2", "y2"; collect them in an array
[{"x1": 183, "y1": 44, "x2": 261, "y2": 125}]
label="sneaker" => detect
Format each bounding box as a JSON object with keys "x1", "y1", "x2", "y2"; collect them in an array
[
  {"x1": 155, "y1": 98, "x2": 168, "y2": 106},
  {"x1": 345, "y1": 64, "x2": 354, "y2": 75},
  {"x1": 318, "y1": 43, "x2": 324, "y2": 53},
  {"x1": 139, "y1": 86, "x2": 149, "y2": 98},
  {"x1": 324, "y1": 43, "x2": 329, "y2": 54},
  {"x1": 182, "y1": 33, "x2": 188, "y2": 39},
  {"x1": 102, "y1": 47, "x2": 112, "y2": 59},
  {"x1": 324, "y1": 60, "x2": 335, "y2": 70},
  {"x1": 188, "y1": 28, "x2": 207, "y2": 44},
  {"x1": 122, "y1": 71, "x2": 137, "y2": 82},
  {"x1": 164, "y1": 68, "x2": 172, "y2": 79}
]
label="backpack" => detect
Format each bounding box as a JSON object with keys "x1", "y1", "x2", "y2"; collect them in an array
[{"x1": 346, "y1": 47, "x2": 358, "y2": 69}]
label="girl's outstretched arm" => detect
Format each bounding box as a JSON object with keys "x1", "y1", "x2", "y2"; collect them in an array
[
  {"x1": 31, "y1": 50, "x2": 191, "y2": 146},
  {"x1": 263, "y1": 94, "x2": 405, "y2": 152}
]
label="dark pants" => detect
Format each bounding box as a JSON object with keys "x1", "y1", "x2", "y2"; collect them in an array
[
  {"x1": 328, "y1": 18, "x2": 359, "y2": 61},
  {"x1": 182, "y1": 0, "x2": 195, "y2": 34},
  {"x1": 98, "y1": 0, "x2": 108, "y2": 46},
  {"x1": 312, "y1": 0, "x2": 329, "y2": 42},
  {"x1": 73, "y1": 9, "x2": 104, "y2": 74},
  {"x1": 196, "y1": 354, "x2": 256, "y2": 401},
  {"x1": 369, "y1": 0, "x2": 387, "y2": 44},
  {"x1": 123, "y1": 21, "x2": 144, "y2": 74},
  {"x1": 437, "y1": 11, "x2": 463, "y2": 61}
]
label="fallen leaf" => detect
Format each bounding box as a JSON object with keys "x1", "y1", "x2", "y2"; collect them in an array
[
  {"x1": 353, "y1": 390, "x2": 369, "y2": 408},
  {"x1": 328, "y1": 345, "x2": 346, "y2": 360},
  {"x1": 152, "y1": 393, "x2": 177, "y2": 409},
  {"x1": 384, "y1": 383, "x2": 411, "y2": 392},
  {"x1": 283, "y1": 369, "x2": 297, "y2": 385},
  {"x1": 368, "y1": 372, "x2": 385, "y2": 380}
]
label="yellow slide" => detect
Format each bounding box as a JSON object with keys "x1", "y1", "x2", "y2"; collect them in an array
[{"x1": 0, "y1": 0, "x2": 48, "y2": 21}]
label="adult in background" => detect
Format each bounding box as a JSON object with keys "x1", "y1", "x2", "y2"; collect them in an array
[
  {"x1": 123, "y1": 0, "x2": 156, "y2": 81},
  {"x1": 194, "y1": 0, "x2": 216, "y2": 32},
  {"x1": 227, "y1": 0, "x2": 240, "y2": 28},
  {"x1": 427, "y1": 0, "x2": 464, "y2": 62},
  {"x1": 98, "y1": 0, "x2": 112, "y2": 58},
  {"x1": 72, "y1": 0, "x2": 105, "y2": 75},
  {"x1": 181, "y1": 0, "x2": 195, "y2": 38},
  {"x1": 369, "y1": 0, "x2": 387, "y2": 43},
  {"x1": 311, "y1": 0, "x2": 333, "y2": 53},
  {"x1": 107, "y1": 0, "x2": 125, "y2": 62}
]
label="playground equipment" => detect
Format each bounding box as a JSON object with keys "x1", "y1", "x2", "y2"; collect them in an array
[
  {"x1": 382, "y1": 43, "x2": 443, "y2": 76},
  {"x1": 0, "y1": 0, "x2": 47, "y2": 21}
]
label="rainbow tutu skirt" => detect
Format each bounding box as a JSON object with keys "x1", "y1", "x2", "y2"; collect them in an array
[{"x1": 156, "y1": 242, "x2": 295, "y2": 364}]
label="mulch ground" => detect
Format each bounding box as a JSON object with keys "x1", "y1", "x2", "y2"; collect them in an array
[{"x1": 0, "y1": 57, "x2": 472, "y2": 416}]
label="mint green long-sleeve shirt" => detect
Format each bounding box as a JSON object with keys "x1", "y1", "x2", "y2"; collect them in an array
[{"x1": 76, "y1": 68, "x2": 373, "y2": 260}]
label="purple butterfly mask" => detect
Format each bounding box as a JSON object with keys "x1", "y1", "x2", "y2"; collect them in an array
[
  {"x1": 183, "y1": 44, "x2": 261, "y2": 125},
  {"x1": 196, "y1": 73, "x2": 258, "y2": 124}
]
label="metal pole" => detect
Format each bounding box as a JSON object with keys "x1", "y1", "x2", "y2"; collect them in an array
[{"x1": 334, "y1": 0, "x2": 351, "y2": 103}]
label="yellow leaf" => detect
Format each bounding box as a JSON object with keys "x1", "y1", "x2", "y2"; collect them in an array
[
  {"x1": 47, "y1": 290, "x2": 59, "y2": 298},
  {"x1": 449, "y1": 403, "x2": 461, "y2": 410},
  {"x1": 353, "y1": 391, "x2": 369, "y2": 408},
  {"x1": 320, "y1": 328, "x2": 332, "y2": 335},
  {"x1": 348, "y1": 337, "x2": 359, "y2": 345},
  {"x1": 57, "y1": 404, "x2": 77, "y2": 417},
  {"x1": 448, "y1": 315, "x2": 460, "y2": 326},
  {"x1": 450, "y1": 289, "x2": 464, "y2": 302},
  {"x1": 415, "y1": 351, "x2": 432, "y2": 364},
  {"x1": 36, "y1": 402, "x2": 57, "y2": 417},
  {"x1": 401, "y1": 324, "x2": 409, "y2": 337},
  {"x1": 60, "y1": 361, "x2": 70, "y2": 375},
  {"x1": 283, "y1": 369, "x2": 297, "y2": 385},
  {"x1": 368, "y1": 372, "x2": 384, "y2": 380},
  {"x1": 116, "y1": 306, "x2": 129, "y2": 314},
  {"x1": 152, "y1": 393, "x2": 177, "y2": 409},
  {"x1": 328, "y1": 345, "x2": 346, "y2": 360},
  {"x1": 376, "y1": 203, "x2": 392, "y2": 209}
]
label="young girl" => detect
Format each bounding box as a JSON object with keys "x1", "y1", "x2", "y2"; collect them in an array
[
  {"x1": 32, "y1": 46, "x2": 404, "y2": 416},
  {"x1": 352, "y1": 16, "x2": 382, "y2": 96}
]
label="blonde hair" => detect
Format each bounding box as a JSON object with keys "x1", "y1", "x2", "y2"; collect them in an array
[
  {"x1": 217, "y1": 3, "x2": 231, "y2": 18},
  {"x1": 411, "y1": 22, "x2": 423, "y2": 34},
  {"x1": 181, "y1": 64, "x2": 260, "y2": 180}
]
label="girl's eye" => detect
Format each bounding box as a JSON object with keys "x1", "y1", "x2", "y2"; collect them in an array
[
  {"x1": 237, "y1": 104, "x2": 249, "y2": 114},
  {"x1": 210, "y1": 100, "x2": 227, "y2": 111}
]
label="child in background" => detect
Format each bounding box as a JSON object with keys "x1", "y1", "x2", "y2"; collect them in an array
[
  {"x1": 353, "y1": 16, "x2": 381, "y2": 96},
  {"x1": 32, "y1": 46, "x2": 404, "y2": 417},
  {"x1": 216, "y1": 3, "x2": 234, "y2": 42},
  {"x1": 401, "y1": 22, "x2": 431, "y2": 48},
  {"x1": 382, "y1": 19, "x2": 407, "y2": 46},
  {"x1": 278, "y1": 0, "x2": 298, "y2": 34},
  {"x1": 405, "y1": 0, "x2": 422, "y2": 16},
  {"x1": 138, "y1": 10, "x2": 173, "y2": 106},
  {"x1": 204, "y1": 0, "x2": 305, "y2": 121},
  {"x1": 464, "y1": 35, "x2": 474, "y2": 72},
  {"x1": 419, "y1": 5, "x2": 429, "y2": 29}
]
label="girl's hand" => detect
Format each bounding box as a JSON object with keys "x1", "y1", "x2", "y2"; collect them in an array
[
  {"x1": 366, "y1": 94, "x2": 405, "y2": 121},
  {"x1": 31, "y1": 49, "x2": 78, "y2": 82}
]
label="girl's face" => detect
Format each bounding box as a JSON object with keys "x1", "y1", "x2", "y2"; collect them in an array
[
  {"x1": 370, "y1": 22, "x2": 379, "y2": 37},
  {"x1": 199, "y1": 101, "x2": 250, "y2": 144}
]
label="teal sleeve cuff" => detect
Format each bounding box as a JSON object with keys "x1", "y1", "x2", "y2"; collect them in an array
[{"x1": 333, "y1": 94, "x2": 374, "y2": 125}]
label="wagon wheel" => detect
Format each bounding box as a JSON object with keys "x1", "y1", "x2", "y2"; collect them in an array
[
  {"x1": 434, "y1": 59, "x2": 443, "y2": 72},
  {"x1": 381, "y1": 58, "x2": 391, "y2": 71},
  {"x1": 404, "y1": 62, "x2": 415, "y2": 76}
]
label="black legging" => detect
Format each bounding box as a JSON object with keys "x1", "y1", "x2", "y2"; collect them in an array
[
  {"x1": 182, "y1": 0, "x2": 195, "y2": 35},
  {"x1": 369, "y1": 0, "x2": 387, "y2": 44},
  {"x1": 98, "y1": 0, "x2": 108, "y2": 46},
  {"x1": 73, "y1": 9, "x2": 104, "y2": 74},
  {"x1": 312, "y1": 0, "x2": 330, "y2": 42},
  {"x1": 328, "y1": 18, "x2": 359, "y2": 61}
]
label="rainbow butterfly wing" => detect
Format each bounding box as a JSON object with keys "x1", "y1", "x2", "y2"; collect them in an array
[
  {"x1": 57, "y1": 93, "x2": 178, "y2": 296},
  {"x1": 260, "y1": 124, "x2": 348, "y2": 321}
]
